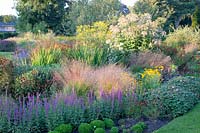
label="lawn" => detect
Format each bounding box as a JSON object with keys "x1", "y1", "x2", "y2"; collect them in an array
[
  {"x1": 154, "y1": 103, "x2": 200, "y2": 133},
  {"x1": 0, "y1": 52, "x2": 14, "y2": 59}
]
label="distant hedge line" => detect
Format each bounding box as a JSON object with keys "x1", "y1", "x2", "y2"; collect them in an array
[{"x1": 0, "y1": 32, "x2": 18, "y2": 40}]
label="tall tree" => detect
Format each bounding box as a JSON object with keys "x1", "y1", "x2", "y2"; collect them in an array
[
  {"x1": 155, "y1": 0, "x2": 195, "y2": 30},
  {"x1": 192, "y1": 4, "x2": 200, "y2": 28},
  {"x1": 15, "y1": 0, "x2": 72, "y2": 35}
]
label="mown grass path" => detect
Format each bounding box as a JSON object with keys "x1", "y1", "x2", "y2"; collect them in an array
[{"x1": 154, "y1": 103, "x2": 200, "y2": 133}]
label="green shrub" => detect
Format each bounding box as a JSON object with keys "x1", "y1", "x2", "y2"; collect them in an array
[
  {"x1": 0, "y1": 57, "x2": 13, "y2": 94},
  {"x1": 78, "y1": 123, "x2": 92, "y2": 133},
  {"x1": 54, "y1": 124, "x2": 73, "y2": 133},
  {"x1": 94, "y1": 128, "x2": 106, "y2": 133},
  {"x1": 145, "y1": 78, "x2": 198, "y2": 118},
  {"x1": 103, "y1": 118, "x2": 115, "y2": 129},
  {"x1": 131, "y1": 122, "x2": 146, "y2": 133},
  {"x1": 165, "y1": 76, "x2": 200, "y2": 98},
  {"x1": 110, "y1": 127, "x2": 119, "y2": 133},
  {"x1": 14, "y1": 66, "x2": 54, "y2": 98},
  {"x1": 0, "y1": 40, "x2": 16, "y2": 52},
  {"x1": 90, "y1": 120, "x2": 105, "y2": 130},
  {"x1": 0, "y1": 32, "x2": 18, "y2": 40}
]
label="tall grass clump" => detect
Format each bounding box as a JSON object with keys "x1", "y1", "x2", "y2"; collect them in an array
[
  {"x1": 54, "y1": 61, "x2": 136, "y2": 97},
  {"x1": 66, "y1": 45, "x2": 110, "y2": 67},
  {"x1": 31, "y1": 39, "x2": 62, "y2": 66}
]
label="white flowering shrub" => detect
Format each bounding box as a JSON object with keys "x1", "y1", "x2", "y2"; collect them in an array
[{"x1": 107, "y1": 13, "x2": 165, "y2": 63}]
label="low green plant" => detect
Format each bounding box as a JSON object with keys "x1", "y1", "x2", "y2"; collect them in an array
[
  {"x1": 110, "y1": 127, "x2": 119, "y2": 133},
  {"x1": 90, "y1": 120, "x2": 105, "y2": 130},
  {"x1": 131, "y1": 122, "x2": 146, "y2": 133},
  {"x1": 145, "y1": 77, "x2": 198, "y2": 118},
  {"x1": 78, "y1": 123, "x2": 92, "y2": 133},
  {"x1": 165, "y1": 76, "x2": 200, "y2": 98},
  {"x1": 54, "y1": 124, "x2": 73, "y2": 133},
  {"x1": 14, "y1": 66, "x2": 54, "y2": 98},
  {"x1": 103, "y1": 118, "x2": 115, "y2": 129},
  {"x1": 94, "y1": 128, "x2": 106, "y2": 133}
]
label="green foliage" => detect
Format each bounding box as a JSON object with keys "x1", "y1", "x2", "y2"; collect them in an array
[
  {"x1": 163, "y1": 76, "x2": 200, "y2": 99},
  {"x1": 76, "y1": 21, "x2": 110, "y2": 45},
  {"x1": 94, "y1": 128, "x2": 106, "y2": 133},
  {"x1": 145, "y1": 77, "x2": 199, "y2": 118},
  {"x1": 0, "y1": 57, "x2": 13, "y2": 94},
  {"x1": 31, "y1": 46, "x2": 62, "y2": 66},
  {"x1": 68, "y1": 0, "x2": 121, "y2": 30},
  {"x1": 78, "y1": 123, "x2": 92, "y2": 133},
  {"x1": 192, "y1": 5, "x2": 200, "y2": 28},
  {"x1": 131, "y1": 122, "x2": 146, "y2": 133},
  {"x1": 0, "y1": 32, "x2": 18, "y2": 40},
  {"x1": 54, "y1": 124, "x2": 73, "y2": 133},
  {"x1": 66, "y1": 45, "x2": 109, "y2": 67},
  {"x1": 110, "y1": 127, "x2": 119, "y2": 133},
  {"x1": 0, "y1": 15, "x2": 17, "y2": 23},
  {"x1": 90, "y1": 120, "x2": 105, "y2": 130},
  {"x1": 14, "y1": 67, "x2": 54, "y2": 98},
  {"x1": 0, "y1": 40, "x2": 16, "y2": 52},
  {"x1": 16, "y1": 0, "x2": 72, "y2": 35},
  {"x1": 155, "y1": 0, "x2": 195, "y2": 30},
  {"x1": 103, "y1": 118, "x2": 115, "y2": 129}
]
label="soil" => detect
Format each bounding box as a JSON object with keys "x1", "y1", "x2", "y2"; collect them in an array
[{"x1": 111, "y1": 117, "x2": 170, "y2": 133}]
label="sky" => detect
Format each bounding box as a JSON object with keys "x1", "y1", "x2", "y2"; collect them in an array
[{"x1": 0, "y1": 0, "x2": 137, "y2": 16}]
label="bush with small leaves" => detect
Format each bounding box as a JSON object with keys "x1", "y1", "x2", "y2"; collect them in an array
[
  {"x1": 145, "y1": 78, "x2": 198, "y2": 118},
  {"x1": 94, "y1": 128, "x2": 106, "y2": 133},
  {"x1": 104, "y1": 118, "x2": 115, "y2": 129},
  {"x1": 54, "y1": 124, "x2": 73, "y2": 133},
  {"x1": 0, "y1": 57, "x2": 13, "y2": 94},
  {"x1": 78, "y1": 123, "x2": 92, "y2": 133},
  {"x1": 110, "y1": 127, "x2": 119, "y2": 133},
  {"x1": 131, "y1": 122, "x2": 146, "y2": 133},
  {"x1": 90, "y1": 120, "x2": 105, "y2": 130}
]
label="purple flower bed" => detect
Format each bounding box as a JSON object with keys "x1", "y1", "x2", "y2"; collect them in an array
[{"x1": 0, "y1": 89, "x2": 137, "y2": 133}]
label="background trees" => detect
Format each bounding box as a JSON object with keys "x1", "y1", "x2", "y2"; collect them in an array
[{"x1": 16, "y1": 0, "x2": 72, "y2": 35}]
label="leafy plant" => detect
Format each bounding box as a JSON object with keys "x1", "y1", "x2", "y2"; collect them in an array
[
  {"x1": 78, "y1": 123, "x2": 92, "y2": 133},
  {"x1": 54, "y1": 124, "x2": 73, "y2": 133},
  {"x1": 131, "y1": 122, "x2": 147, "y2": 133},
  {"x1": 0, "y1": 57, "x2": 13, "y2": 94},
  {"x1": 66, "y1": 44, "x2": 110, "y2": 67},
  {"x1": 103, "y1": 118, "x2": 115, "y2": 129},
  {"x1": 90, "y1": 120, "x2": 105, "y2": 130},
  {"x1": 145, "y1": 77, "x2": 198, "y2": 118},
  {"x1": 14, "y1": 66, "x2": 54, "y2": 98},
  {"x1": 31, "y1": 43, "x2": 62, "y2": 66},
  {"x1": 110, "y1": 127, "x2": 119, "y2": 133},
  {"x1": 94, "y1": 128, "x2": 106, "y2": 133}
]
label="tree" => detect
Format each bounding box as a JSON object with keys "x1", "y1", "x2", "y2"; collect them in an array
[
  {"x1": 133, "y1": 0, "x2": 155, "y2": 15},
  {"x1": 154, "y1": 0, "x2": 195, "y2": 31},
  {"x1": 68, "y1": 0, "x2": 121, "y2": 32},
  {"x1": 15, "y1": 0, "x2": 72, "y2": 35},
  {"x1": 192, "y1": 5, "x2": 200, "y2": 28},
  {"x1": 0, "y1": 15, "x2": 17, "y2": 23}
]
